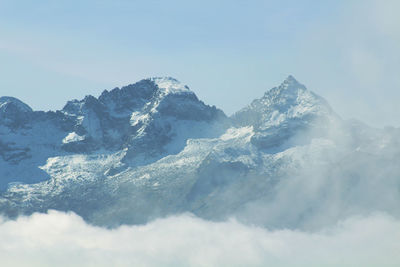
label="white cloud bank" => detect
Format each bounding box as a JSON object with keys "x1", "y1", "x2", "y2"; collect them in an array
[{"x1": 0, "y1": 211, "x2": 399, "y2": 267}]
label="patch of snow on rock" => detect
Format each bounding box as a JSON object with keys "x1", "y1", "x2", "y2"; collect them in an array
[
  {"x1": 220, "y1": 126, "x2": 254, "y2": 142},
  {"x1": 130, "y1": 112, "x2": 149, "y2": 126},
  {"x1": 151, "y1": 77, "x2": 192, "y2": 95},
  {"x1": 62, "y1": 132, "x2": 85, "y2": 144}
]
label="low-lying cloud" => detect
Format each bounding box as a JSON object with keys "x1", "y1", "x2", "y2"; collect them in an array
[{"x1": 0, "y1": 210, "x2": 399, "y2": 267}]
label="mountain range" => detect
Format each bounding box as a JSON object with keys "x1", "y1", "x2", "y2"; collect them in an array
[{"x1": 1, "y1": 76, "x2": 399, "y2": 229}]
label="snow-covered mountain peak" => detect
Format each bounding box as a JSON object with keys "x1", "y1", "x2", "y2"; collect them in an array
[
  {"x1": 150, "y1": 77, "x2": 193, "y2": 95},
  {"x1": 232, "y1": 76, "x2": 335, "y2": 147},
  {"x1": 262, "y1": 75, "x2": 308, "y2": 101},
  {"x1": 0, "y1": 96, "x2": 33, "y2": 114},
  {"x1": 273, "y1": 76, "x2": 331, "y2": 113},
  {"x1": 280, "y1": 75, "x2": 303, "y2": 89},
  {"x1": 0, "y1": 77, "x2": 227, "y2": 188}
]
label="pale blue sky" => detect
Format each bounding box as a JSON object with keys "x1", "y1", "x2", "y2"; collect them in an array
[{"x1": 0, "y1": 0, "x2": 399, "y2": 127}]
